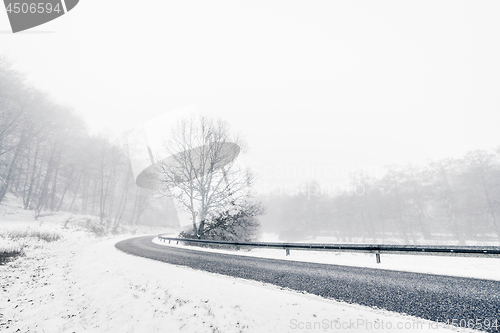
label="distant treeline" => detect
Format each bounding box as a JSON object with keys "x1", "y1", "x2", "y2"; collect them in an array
[
  {"x1": 0, "y1": 58, "x2": 174, "y2": 228},
  {"x1": 261, "y1": 151, "x2": 500, "y2": 245}
]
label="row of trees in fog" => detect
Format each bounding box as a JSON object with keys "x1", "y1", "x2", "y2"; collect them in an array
[
  {"x1": 3, "y1": 57, "x2": 500, "y2": 244},
  {"x1": 261, "y1": 150, "x2": 500, "y2": 245},
  {"x1": 0, "y1": 59, "x2": 160, "y2": 229},
  {"x1": 0, "y1": 58, "x2": 261, "y2": 238}
]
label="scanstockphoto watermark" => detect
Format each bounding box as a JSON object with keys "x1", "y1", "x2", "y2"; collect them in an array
[
  {"x1": 290, "y1": 318, "x2": 500, "y2": 331},
  {"x1": 290, "y1": 318, "x2": 427, "y2": 330},
  {"x1": 256, "y1": 182, "x2": 366, "y2": 197},
  {"x1": 3, "y1": 0, "x2": 79, "y2": 33},
  {"x1": 251, "y1": 162, "x2": 383, "y2": 180}
]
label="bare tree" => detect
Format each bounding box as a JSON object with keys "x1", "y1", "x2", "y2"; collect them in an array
[{"x1": 152, "y1": 115, "x2": 259, "y2": 238}]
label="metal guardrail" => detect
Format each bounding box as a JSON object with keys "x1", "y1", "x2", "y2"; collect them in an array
[{"x1": 157, "y1": 234, "x2": 500, "y2": 263}]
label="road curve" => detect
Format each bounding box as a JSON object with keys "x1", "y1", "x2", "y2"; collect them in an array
[{"x1": 116, "y1": 236, "x2": 500, "y2": 332}]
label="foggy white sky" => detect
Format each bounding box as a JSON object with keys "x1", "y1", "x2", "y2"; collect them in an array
[{"x1": 1, "y1": 1, "x2": 500, "y2": 195}]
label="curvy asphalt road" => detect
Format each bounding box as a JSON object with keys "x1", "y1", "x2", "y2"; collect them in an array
[{"x1": 116, "y1": 236, "x2": 500, "y2": 332}]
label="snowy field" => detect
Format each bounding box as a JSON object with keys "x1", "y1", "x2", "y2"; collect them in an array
[{"x1": 1, "y1": 201, "x2": 484, "y2": 332}]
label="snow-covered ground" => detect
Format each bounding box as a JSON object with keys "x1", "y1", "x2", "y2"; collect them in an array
[
  {"x1": 0, "y1": 200, "x2": 484, "y2": 332},
  {"x1": 153, "y1": 234, "x2": 500, "y2": 282}
]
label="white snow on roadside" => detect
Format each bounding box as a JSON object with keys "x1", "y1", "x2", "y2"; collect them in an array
[
  {"x1": 1, "y1": 234, "x2": 479, "y2": 333},
  {"x1": 0, "y1": 201, "x2": 485, "y2": 333},
  {"x1": 153, "y1": 237, "x2": 500, "y2": 282}
]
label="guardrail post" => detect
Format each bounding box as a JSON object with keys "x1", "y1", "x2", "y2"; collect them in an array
[
  {"x1": 375, "y1": 251, "x2": 381, "y2": 264},
  {"x1": 286, "y1": 248, "x2": 290, "y2": 256}
]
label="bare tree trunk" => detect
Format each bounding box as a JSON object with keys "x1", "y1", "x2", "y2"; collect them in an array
[
  {"x1": 81, "y1": 175, "x2": 89, "y2": 214},
  {"x1": 24, "y1": 141, "x2": 40, "y2": 209},
  {"x1": 91, "y1": 177, "x2": 97, "y2": 216},
  {"x1": 30, "y1": 162, "x2": 43, "y2": 210},
  {"x1": 35, "y1": 145, "x2": 57, "y2": 219},
  {"x1": 56, "y1": 170, "x2": 78, "y2": 211},
  {"x1": 114, "y1": 164, "x2": 132, "y2": 229},
  {"x1": 0, "y1": 138, "x2": 24, "y2": 204},
  {"x1": 49, "y1": 153, "x2": 62, "y2": 211},
  {"x1": 129, "y1": 187, "x2": 139, "y2": 225},
  {"x1": 68, "y1": 172, "x2": 82, "y2": 212},
  {"x1": 22, "y1": 142, "x2": 32, "y2": 207}
]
